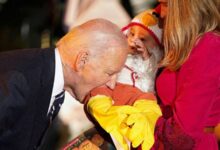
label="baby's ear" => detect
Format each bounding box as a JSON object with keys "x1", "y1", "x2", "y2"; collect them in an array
[{"x1": 75, "y1": 51, "x2": 89, "y2": 71}]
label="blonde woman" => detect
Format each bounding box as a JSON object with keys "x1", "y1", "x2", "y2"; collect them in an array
[{"x1": 154, "y1": 0, "x2": 220, "y2": 149}]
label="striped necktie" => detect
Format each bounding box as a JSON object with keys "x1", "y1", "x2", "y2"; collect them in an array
[{"x1": 48, "y1": 90, "x2": 65, "y2": 122}]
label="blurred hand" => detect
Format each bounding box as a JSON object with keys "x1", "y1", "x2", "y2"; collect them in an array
[{"x1": 134, "y1": 39, "x2": 150, "y2": 60}]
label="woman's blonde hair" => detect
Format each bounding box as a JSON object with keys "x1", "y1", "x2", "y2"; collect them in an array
[{"x1": 160, "y1": 0, "x2": 220, "y2": 71}]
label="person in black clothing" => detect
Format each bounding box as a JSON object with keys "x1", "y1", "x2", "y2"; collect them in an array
[{"x1": 0, "y1": 19, "x2": 128, "y2": 150}]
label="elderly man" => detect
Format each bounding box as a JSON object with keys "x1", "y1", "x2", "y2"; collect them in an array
[{"x1": 0, "y1": 19, "x2": 128, "y2": 150}]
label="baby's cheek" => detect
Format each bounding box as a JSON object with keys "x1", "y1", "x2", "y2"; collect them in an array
[
  {"x1": 145, "y1": 40, "x2": 156, "y2": 50},
  {"x1": 127, "y1": 37, "x2": 133, "y2": 45}
]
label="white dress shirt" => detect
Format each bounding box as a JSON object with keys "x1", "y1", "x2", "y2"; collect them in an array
[{"x1": 47, "y1": 48, "x2": 64, "y2": 114}]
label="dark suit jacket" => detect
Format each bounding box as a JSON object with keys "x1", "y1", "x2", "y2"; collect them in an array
[{"x1": 0, "y1": 48, "x2": 55, "y2": 150}]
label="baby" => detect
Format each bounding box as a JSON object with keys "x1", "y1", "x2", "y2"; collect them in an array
[
  {"x1": 119, "y1": 9, "x2": 163, "y2": 93},
  {"x1": 86, "y1": 9, "x2": 162, "y2": 150}
]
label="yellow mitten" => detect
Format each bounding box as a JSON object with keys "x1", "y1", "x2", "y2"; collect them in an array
[
  {"x1": 126, "y1": 100, "x2": 162, "y2": 150},
  {"x1": 87, "y1": 95, "x2": 139, "y2": 150}
]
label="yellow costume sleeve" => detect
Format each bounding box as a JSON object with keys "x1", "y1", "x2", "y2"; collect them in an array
[
  {"x1": 126, "y1": 100, "x2": 162, "y2": 150},
  {"x1": 87, "y1": 95, "x2": 162, "y2": 150},
  {"x1": 87, "y1": 95, "x2": 139, "y2": 150}
]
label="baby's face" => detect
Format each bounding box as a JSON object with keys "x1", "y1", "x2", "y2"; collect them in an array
[{"x1": 127, "y1": 26, "x2": 157, "y2": 57}]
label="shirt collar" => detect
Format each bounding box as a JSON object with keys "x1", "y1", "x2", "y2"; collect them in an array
[{"x1": 51, "y1": 48, "x2": 64, "y2": 97}]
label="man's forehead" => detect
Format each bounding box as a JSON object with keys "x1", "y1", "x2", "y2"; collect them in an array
[{"x1": 102, "y1": 55, "x2": 124, "y2": 70}]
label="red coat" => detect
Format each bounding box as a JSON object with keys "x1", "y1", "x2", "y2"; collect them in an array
[{"x1": 153, "y1": 32, "x2": 220, "y2": 150}]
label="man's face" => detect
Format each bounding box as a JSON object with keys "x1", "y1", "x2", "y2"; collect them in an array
[
  {"x1": 127, "y1": 26, "x2": 158, "y2": 59},
  {"x1": 73, "y1": 50, "x2": 127, "y2": 103}
]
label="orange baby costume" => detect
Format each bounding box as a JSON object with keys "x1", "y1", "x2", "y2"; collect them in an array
[
  {"x1": 86, "y1": 83, "x2": 161, "y2": 150},
  {"x1": 89, "y1": 83, "x2": 156, "y2": 105}
]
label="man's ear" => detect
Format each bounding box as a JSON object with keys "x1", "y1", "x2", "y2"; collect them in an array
[{"x1": 75, "y1": 51, "x2": 89, "y2": 71}]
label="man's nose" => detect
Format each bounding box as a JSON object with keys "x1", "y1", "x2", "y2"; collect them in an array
[{"x1": 106, "y1": 74, "x2": 117, "y2": 89}]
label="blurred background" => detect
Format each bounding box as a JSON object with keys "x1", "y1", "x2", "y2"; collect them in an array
[
  {"x1": 0, "y1": 0, "x2": 158, "y2": 52},
  {"x1": 0, "y1": 0, "x2": 158, "y2": 149}
]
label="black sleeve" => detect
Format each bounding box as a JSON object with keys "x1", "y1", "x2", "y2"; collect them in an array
[{"x1": 0, "y1": 71, "x2": 29, "y2": 147}]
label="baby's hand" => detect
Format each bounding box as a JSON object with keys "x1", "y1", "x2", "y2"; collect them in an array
[{"x1": 134, "y1": 39, "x2": 150, "y2": 60}]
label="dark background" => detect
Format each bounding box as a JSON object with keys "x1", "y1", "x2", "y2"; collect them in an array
[
  {"x1": 0, "y1": 0, "x2": 158, "y2": 52},
  {"x1": 0, "y1": 0, "x2": 66, "y2": 52}
]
